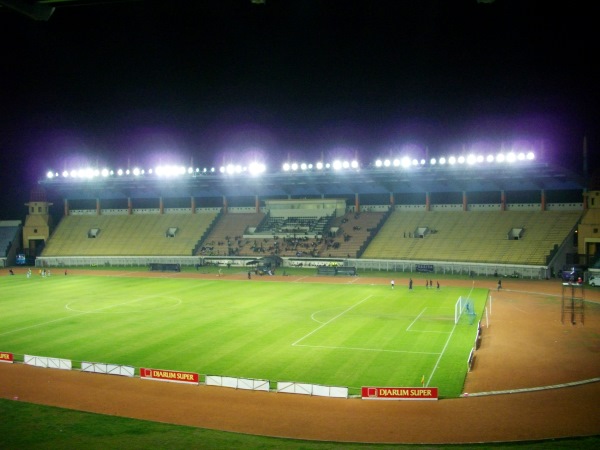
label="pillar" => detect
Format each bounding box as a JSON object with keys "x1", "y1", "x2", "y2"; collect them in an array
[
  {"x1": 191, "y1": 196, "x2": 196, "y2": 214},
  {"x1": 355, "y1": 193, "x2": 360, "y2": 213},
  {"x1": 462, "y1": 191, "x2": 467, "y2": 211},
  {"x1": 64, "y1": 198, "x2": 69, "y2": 216}
]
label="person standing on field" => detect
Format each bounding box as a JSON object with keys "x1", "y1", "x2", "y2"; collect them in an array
[{"x1": 391, "y1": 279, "x2": 395, "y2": 289}]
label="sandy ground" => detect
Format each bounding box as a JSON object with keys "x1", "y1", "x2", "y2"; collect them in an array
[{"x1": 1, "y1": 270, "x2": 599, "y2": 444}]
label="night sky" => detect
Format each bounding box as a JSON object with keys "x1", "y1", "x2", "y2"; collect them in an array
[{"x1": 1, "y1": 0, "x2": 598, "y2": 220}]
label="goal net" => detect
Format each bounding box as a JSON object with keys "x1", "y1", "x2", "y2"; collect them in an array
[{"x1": 454, "y1": 296, "x2": 475, "y2": 324}]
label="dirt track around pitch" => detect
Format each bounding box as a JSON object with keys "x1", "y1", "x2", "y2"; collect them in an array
[{"x1": 1, "y1": 270, "x2": 599, "y2": 444}]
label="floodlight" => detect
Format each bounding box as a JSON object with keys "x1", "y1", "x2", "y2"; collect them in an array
[
  {"x1": 342, "y1": 161, "x2": 350, "y2": 169},
  {"x1": 332, "y1": 160, "x2": 342, "y2": 170},
  {"x1": 249, "y1": 162, "x2": 266, "y2": 175},
  {"x1": 411, "y1": 159, "x2": 419, "y2": 166},
  {"x1": 439, "y1": 157, "x2": 446, "y2": 165},
  {"x1": 496, "y1": 153, "x2": 505, "y2": 163},
  {"x1": 291, "y1": 162, "x2": 298, "y2": 171},
  {"x1": 486, "y1": 154, "x2": 494, "y2": 163},
  {"x1": 506, "y1": 152, "x2": 516, "y2": 163},
  {"x1": 350, "y1": 160, "x2": 359, "y2": 169},
  {"x1": 517, "y1": 152, "x2": 525, "y2": 161},
  {"x1": 526, "y1": 151, "x2": 535, "y2": 160},
  {"x1": 457, "y1": 156, "x2": 465, "y2": 164},
  {"x1": 448, "y1": 156, "x2": 456, "y2": 165},
  {"x1": 392, "y1": 158, "x2": 400, "y2": 167},
  {"x1": 383, "y1": 159, "x2": 391, "y2": 167},
  {"x1": 117, "y1": 169, "x2": 124, "y2": 176},
  {"x1": 300, "y1": 163, "x2": 308, "y2": 171},
  {"x1": 46, "y1": 171, "x2": 54, "y2": 179},
  {"x1": 132, "y1": 167, "x2": 141, "y2": 176},
  {"x1": 430, "y1": 158, "x2": 437, "y2": 165},
  {"x1": 101, "y1": 168, "x2": 109, "y2": 177},
  {"x1": 375, "y1": 159, "x2": 383, "y2": 167},
  {"x1": 316, "y1": 161, "x2": 324, "y2": 170},
  {"x1": 401, "y1": 157, "x2": 411, "y2": 168},
  {"x1": 466, "y1": 154, "x2": 476, "y2": 165}
]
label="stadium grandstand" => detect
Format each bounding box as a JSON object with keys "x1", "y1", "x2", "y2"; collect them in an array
[{"x1": 6, "y1": 153, "x2": 599, "y2": 280}]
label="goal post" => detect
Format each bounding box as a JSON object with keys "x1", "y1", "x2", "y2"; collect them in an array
[{"x1": 455, "y1": 295, "x2": 475, "y2": 324}]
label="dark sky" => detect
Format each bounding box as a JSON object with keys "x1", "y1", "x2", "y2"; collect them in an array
[{"x1": 1, "y1": 0, "x2": 598, "y2": 220}]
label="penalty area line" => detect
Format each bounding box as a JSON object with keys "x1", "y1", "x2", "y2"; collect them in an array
[{"x1": 292, "y1": 295, "x2": 372, "y2": 346}]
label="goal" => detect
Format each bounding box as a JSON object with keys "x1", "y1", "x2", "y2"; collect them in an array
[{"x1": 454, "y1": 296, "x2": 475, "y2": 324}]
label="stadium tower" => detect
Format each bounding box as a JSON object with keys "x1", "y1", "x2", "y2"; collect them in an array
[{"x1": 22, "y1": 188, "x2": 53, "y2": 258}]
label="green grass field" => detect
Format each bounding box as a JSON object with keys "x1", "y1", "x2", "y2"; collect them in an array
[{"x1": 0, "y1": 272, "x2": 486, "y2": 397}]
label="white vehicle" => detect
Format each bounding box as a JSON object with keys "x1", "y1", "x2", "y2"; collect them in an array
[{"x1": 589, "y1": 276, "x2": 600, "y2": 287}]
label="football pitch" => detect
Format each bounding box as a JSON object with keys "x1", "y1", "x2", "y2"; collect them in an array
[{"x1": 0, "y1": 274, "x2": 487, "y2": 397}]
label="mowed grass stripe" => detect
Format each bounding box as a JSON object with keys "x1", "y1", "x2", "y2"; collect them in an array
[{"x1": 0, "y1": 275, "x2": 486, "y2": 397}]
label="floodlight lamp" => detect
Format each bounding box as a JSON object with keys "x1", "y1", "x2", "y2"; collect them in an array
[
  {"x1": 430, "y1": 158, "x2": 437, "y2": 165},
  {"x1": 448, "y1": 156, "x2": 456, "y2": 165},
  {"x1": 308, "y1": 163, "x2": 314, "y2": 170},
  {"x1": 399, "y1": 157, "x2": 410, "y2": 168},
  {"x1": 351, "y1": 160, "x2": 359, "y2": 169},
  {"x1": 506, "y1": 152, "x2": 516, "y2": 163},
  {"x1": 476, "y1": 155, "x2": 484, "y2": 163},
  {"x1": 383, "y1": 159, "x2": 391, "y2": 167},
  {"x1": 392, "y1": 158, "x2": 400, "y2": 167},
  {"x1": 300, "y1": 163, "x2": 308, "y2": 171},
  {"x1": 249, "y1": 162, "x2": 266, "y2": 175},
  {"x1": 46, "y1": 171, "x2": 54, "y2": 179},
  {"x1": 117, "y1": 169, "x2": 124, "y2": 176},
  {"x1": 439, "y1": 157, "x2": 447, "y2": 165},
  {"x1": 486, "y1": 154, "x2": 494, "y2": 163},
  {"x1": 282, "y1": 163, "x2": 290, "y2": 171},
  {"x1": 342, "y1": 161, "x2": 350, "y2": 169},
  {"x1": 132, "y1": 167, "x2": 141, "y2": 176},
  {"x1": 187, "y1": 167, "x2": 194, "y2": 174},
  {"x1": 517, "y1": 152, "x2": 525, "y2": 161},
  {"x1": 125, "y1": 169, "x2": 131, "y2": 175},
  {"x1": 291, "y1": 162, "x2": 298, "y2": 171},
  {"x1": 420, "y1": 159, "x2": 426, "y2": 165},
  {"x1": 325, "y1": 163, "x2": 331, "y2": 169},
  {"x1": 375, "y1": 159, "x2": 383, "y2": 167},
  {"x1": 62, "y1": 170, "x2": 69, "y2": 178},
  {"x1": 332, "y1": 160, "x2": 342, "y2": 170},
  {"x1": 457, "y1": 156, "x2": 466, "y2": 165},
  {"x1": 316, "y1": 161, "x2": 324, "y2": 170},
  {"x1": 496, "y1": 153, "x2": 505, "y2": 163},
  {"x1": 411, "y1": 159, "x2": 419, "y2": 166},
  {"x1": 101, "y1": 168, "x2": 109, "y2": 177},
  {"x1": 466, "y1": 155, "x2": 476, "y2": 165}
]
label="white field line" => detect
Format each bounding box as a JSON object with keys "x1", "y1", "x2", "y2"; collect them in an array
[
  {"x1": 407, "y1": 308, "x2": 453, "y2": 333},
  {"x1": 0, "y1": 295, "x2": 175, "y2": 337},
  {"x1": 292, "y1": 295, "x2": 372, "y2": 346},
  {"x1": 426, "y1": 321, "x2": 458, "y2": 387},
  {"x1": 293, "y1": 343, "x2": 440, "y2": 355}
]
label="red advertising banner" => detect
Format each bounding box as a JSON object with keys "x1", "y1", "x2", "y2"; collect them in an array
[
  {"x1": 361, "y1": 386, "x2": 438, "y2": 400},
  {"x1": 140, "y1": 367, "x2": 199, "y2": 385},
  {"x1": 0, "y1": 352, "x2": 14, "y2": 363}
]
